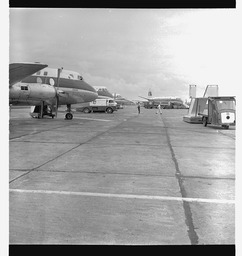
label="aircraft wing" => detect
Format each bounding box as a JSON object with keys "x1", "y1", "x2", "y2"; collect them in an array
[
  {"x1": 138, "y1": 96, "x2": 150, "y2": 100},
  {"x1": 9, "y1": 62, "x2": 48, "y2": 86},
  {"x1": 169, "y1": 100, "x2": 182, "y2": 105}
]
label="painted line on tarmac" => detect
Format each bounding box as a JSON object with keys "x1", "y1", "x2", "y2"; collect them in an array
[
  {"x1": 73, "y1": 117, "x2": 111, "y2": 122},
  {"x1": 9, "y1": 189, "x2": 235, "y2": 205}
]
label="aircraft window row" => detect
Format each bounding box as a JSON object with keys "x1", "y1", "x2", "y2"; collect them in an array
[
  {"x1": 21, "y1": 85, "x2": 28, "y2": 90},
  {"x1": 34, "y1": 71, "x2": 83, "y2": 80}
]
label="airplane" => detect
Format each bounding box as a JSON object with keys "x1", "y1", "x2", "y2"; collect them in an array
[
  {"x1": 112, "y1": 93, "x2": 135, "y2": 106},
  {"x1": 93, "y1": 86, "x2": 135, "y2": 109},
  {"x1": 74, "y1": 85, "x2": 115, "y2": 111},
  {"x1": 9, "y1": 62, "x2": 98, "y2": 120},
  {"x1": 139, "y1": 89, "x2": 189, "y2": 109},
  {"x1": 94, "y1": 86, "x2": 114, "y2": 99}
]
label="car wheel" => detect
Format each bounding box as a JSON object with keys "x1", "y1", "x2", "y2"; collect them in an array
[{"x1": 106, "y1": 107, "x2": 113, "y2": 114}]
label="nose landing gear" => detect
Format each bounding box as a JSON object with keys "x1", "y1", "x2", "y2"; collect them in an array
[
  {"x1": 65, "y1": 112, "x2": 73, "y2": 120},
  {"x1": 65, "y1": 104, "x2": 73, "y2": 120}
]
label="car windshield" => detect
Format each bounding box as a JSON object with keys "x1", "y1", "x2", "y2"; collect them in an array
[{"x1": 215, "y1": 100, "x2": 236, "y2": 111}]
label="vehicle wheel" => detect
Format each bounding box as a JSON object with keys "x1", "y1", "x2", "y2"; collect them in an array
[
  {"x1": 106, "y1": 107, "x2": 113, "y2": 114},
  {"x1": 65, "y1": 112, "x2": 73, "y2": 120},
  {"x1": 83, "y1": 108, "x2": 90, "y2": 114},
  {"x1": 203, "y1": 117, "x2": 208, "y2": 127}
]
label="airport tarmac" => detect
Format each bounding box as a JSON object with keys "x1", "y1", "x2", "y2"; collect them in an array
[{"x1": 9, "y1": 106, "x2": 235, "y2": 244}]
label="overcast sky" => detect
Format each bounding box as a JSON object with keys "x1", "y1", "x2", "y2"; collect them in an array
[{"x1": 9, "y1": 8, "x2": 240, "y2": 100}]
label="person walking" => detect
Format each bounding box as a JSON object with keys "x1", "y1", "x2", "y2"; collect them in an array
[
  {"x1": 156, "y1": 103, "x2": 162, "y2": 115},
  {"x1": 137, "y1": 102, "x2": 141, "y2": 114}
]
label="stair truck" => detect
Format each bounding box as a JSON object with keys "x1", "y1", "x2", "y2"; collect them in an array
[{"x1": 199, "y1": 96, "x2": 236, "y2": 129}]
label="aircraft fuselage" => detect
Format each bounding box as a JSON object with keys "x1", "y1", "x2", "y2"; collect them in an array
[
  {"x1": 9, "y1": 67, "x2": 98, "y2": 106},
  {"x1": 9, "y1": 82, "x2": 56, "y2": 106}
]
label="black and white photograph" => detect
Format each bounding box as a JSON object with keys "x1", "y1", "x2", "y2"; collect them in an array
[{"x1": 3, "y1": 0, "x2": 241, "y2": 252}]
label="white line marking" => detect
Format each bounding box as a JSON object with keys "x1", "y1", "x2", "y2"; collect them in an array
[
  {"x1": 9, "y1": 189, "x2": 235, "y2": 205},
  {"x1": 73, "y1": 117, "x2": 111, "y2": 122}
]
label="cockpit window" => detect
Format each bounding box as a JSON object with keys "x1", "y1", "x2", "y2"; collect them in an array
[
  {"x1": 68, "y1": 74, "x2": 74, "y2": 79},
  {"x1": 78, "y1": 75, "x2": 83, "y2": 80}
]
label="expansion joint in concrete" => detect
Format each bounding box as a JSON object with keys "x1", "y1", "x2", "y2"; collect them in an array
[{"x1": 162, "y1": 118, "x2": 199, "y2": 245}]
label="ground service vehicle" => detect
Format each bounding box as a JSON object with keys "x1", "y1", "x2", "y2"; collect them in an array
[
  {"x1": 199, "y1": 96, "x2": 236, "y2": 129},
  {"x1": 77, "y1": 98, "x2": 117, "y2": 113}
]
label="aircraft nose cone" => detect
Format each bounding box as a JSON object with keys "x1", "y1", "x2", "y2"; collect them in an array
[
  {"x1": 91, "y1": 91, "x2": 98, "y2": 101},
  {"x1": 86, "y1": 82, "x2": 98, "y2": 93},
  {"x1": 85, "y1": 82, "x2": 98, "y2": 100}
]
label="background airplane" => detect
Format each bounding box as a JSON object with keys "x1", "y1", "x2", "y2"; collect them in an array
[
  {"x1": 112, "y1": 93, "x2": 135, "y2": 107},
  {"x1": 139, "y1": 89, "x2": 189, "y2": 109},
  {"x1": 94, "y1": 86, "x2": 114, "y2": 99},
  {"x1": 93, "y1": 86, "x2": 134, "y2": 108},
  {"x1": 9, "y1": 62, "x2": 98, "y2": 120}
]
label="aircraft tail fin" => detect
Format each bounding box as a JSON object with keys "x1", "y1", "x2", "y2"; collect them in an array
[{"x1": 148, "y1": 89, "x2": 152, "y2": 97}]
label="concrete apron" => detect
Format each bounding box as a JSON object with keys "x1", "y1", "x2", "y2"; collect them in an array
[{"x1": 9, "y1": 107, "x2": 235, "y2": 244}]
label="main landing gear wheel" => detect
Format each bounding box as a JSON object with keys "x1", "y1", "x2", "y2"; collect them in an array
[{"x1": 65, "y1": 112, "x2": 73, "y2": 120}]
